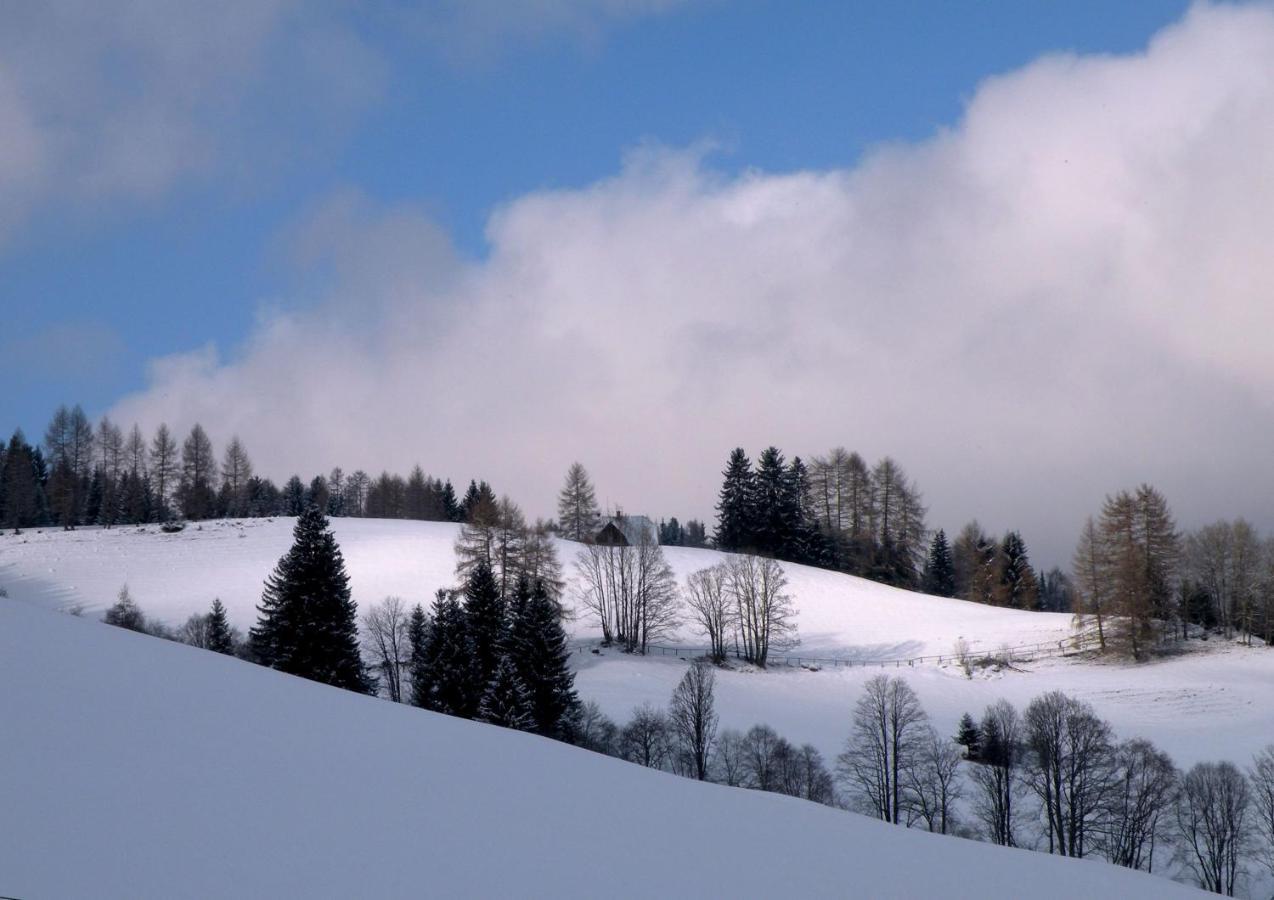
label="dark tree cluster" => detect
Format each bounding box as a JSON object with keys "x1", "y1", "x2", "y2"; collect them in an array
[
  {"x1": 0, "y1": 404, "x2": 497, "y2": 532},
  {"x1": 656, "y1": 516, "x2": 708, "y2": 548},
  {"x1": 714, "y1": 447, "x2": 828, "y2": 566},
  {"x1": 926, "y1": 523, "x2": 1045, "y2": 612},
  {"x1": 411, "y1": 560, "x2": 581, "y2": 740}
]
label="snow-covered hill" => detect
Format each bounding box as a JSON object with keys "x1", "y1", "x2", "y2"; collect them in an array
[
  {"x1": 0, "y1": 598, "x2": 1204, "y2": 899},
  {"x1": 3, "y1": 518, "x2": 1272, "y2": 773}
]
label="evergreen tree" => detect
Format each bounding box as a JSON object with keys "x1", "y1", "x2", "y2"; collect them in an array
[
  {"x1": 714, "y1": 448, "x2": 756, "y2": 552},
  {"x1": 557, "y1": 462, "x2": 601, "y2": 541},
  {"x1": 477, "y1": 655, "x2": 534, "y2": 730},
  {"x1": 419, "y1": 590, "x2": 480, "y2": 717},
  {"x1": 2, "y1": 431, "x2": 37, "y2": 533},
  {"x1": 407, "y1": 602, "x2": 431, "y2": 707},
  {"x1": 250, "y1": 505, "x2": 370, "y2": 693},
  {"x1": 507, "y1": 580, "x2": 580, "y2": 739},
  {"x1": 956, "y1": 712, "x2": 982, "y2": 761},
  {"x1": 752, "y1": 446, "x2": 793, "y2": 556},
  {"x1": 464, "y1": 558, "x2": 507, "y2": 689},
  {"x1": 283, "y1": 475, "x2": 306, "y2": 516},
  {"x1": 922, "y1": 529, "x2": 957, "y2": 598},
  {"x1": 440, "y1": 480, "x2": 461, "y2": 522},
  {"x1": 206, "y1": 598, "x2": 235, "y2": 655},
  {"x1": 998, "y1": 531, "x2": 1040, "y2": 610}
]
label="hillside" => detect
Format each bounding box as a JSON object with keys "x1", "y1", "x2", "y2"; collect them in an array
[
  {"x1": 0, "y1": 597, "x2": 1204, "y2": 899},
  {"x1": 3, "y1": 518, "x2": 1272, "y2": 773}
]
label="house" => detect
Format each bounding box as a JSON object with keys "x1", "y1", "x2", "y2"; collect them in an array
[{"x1": 593, "y1": 512, "x2": 658, "y2": 547}]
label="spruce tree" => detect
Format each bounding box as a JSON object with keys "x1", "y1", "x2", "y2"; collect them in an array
[
  {"x1": 752, "y1": 446, "x2": 794, "y2": 557},
  {"x1": 440, "y1": 480, "x2": 461, "y2": 522},
  {"x1": 419, "y1": 590, "x2": 480, "y2": 717},
  {"x1": 250, "y1": 505, "x2": 370, "y2": 693},
  {"x1": 999, "y1": 531, "x2": 1040, "y2": 610},
  {"x1": 477, "y1": 655, "x2": 534, "y2": 730},
  {"x1": 714, "y1": 448, "x2": 756, "y2": 552},
  {"x1": 464, "y1": 558, "x2": 507, "y2": 689},
  {"x1": 206, "y1": 598, "x2": 235, "y2": 655},
  {"x1": 922, "y1": 529, "x2": 957, "y2": 598},
  {"x1": 407, "y1": 602, "x2": 431, "y2": 707},
  {"x1": 956, "y1": 712, "x2": 982, "y2": 761},
  {"x1": 508, "y1": 580, "x2": 580, "y2": 739}
]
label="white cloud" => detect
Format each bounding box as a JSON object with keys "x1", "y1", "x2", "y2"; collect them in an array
[{"x1": 111, "y1": 3, "x2": 1274, "y2": 565}]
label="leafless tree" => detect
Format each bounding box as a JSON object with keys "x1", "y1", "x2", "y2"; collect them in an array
[
  {"x1": 575, "y1": 700, "x2": 620, "y2": 756},
  {"x1": 361, "y1": 596, "x2": 411, "y2": 702},
  {"x1": 1099, "y1": 738, "x2": 1178, "y2": 873},
  {"x1": 180, "y1": 612, "x2": 212, "y2": 648},
  {"x1": 837, "y1": 675, "x2": 928, "y2": 824},
  {"x1": 668, "y1": 660, "x2": 718, "y2": 781},
  {"x1": 1249, "y1": 745, "x2": 1274, "y2": 877},
  {"x1": 344, "y1": 470, "x2": 371, "y2": 517},
  {"x1": 1023, "y1": 691, "x2": 1116, "y2": 857},
  {"x1": 724, "y1": 554, "x2": 795, "y2": 667},
  {"x1": 519, "y1": 519, "x2": 565, "y2": 604},
  {"x1": 575, "y1": 524, "x2": 679, "y2": 653},
  {"x1": 969, "y1": 699, "x2": 1025, "y2": 846},
  {"x1": 782, "y1": 743, "x2": 836, "y2": 805},
  {"x1": 1175, "y1": 761, "x2": 1250, "y2": 896},
  {"x1": 742, "y1": 724, "x2": 786, "y2": 792},
  {"x1": 1072, "y1": 516, "x2": 1109, "y2": 651},
  {"x1": 904, "y1": 726, "x2": 964, "y2": 834},
  {"x1": 712, "y1": 729, "x2": 747, "y2": 787},
  {"x1": 684, "y1": 563, "x2": 733, "y2": 663},
  {"x1": 620, "y1": 703, "x2": 672, "y2": 770},
  {"x1": 220, "y1": 436, "x2": 253, "y2": 518}
]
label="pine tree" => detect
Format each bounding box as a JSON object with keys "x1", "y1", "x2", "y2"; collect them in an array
[
  {"x1": 557, "y1": 462, "x2": 601, "y2": 541},
  {"x1": 477, "y1": 655, "x2": 534, "y2": 730},
  {"x1": 507, "y1": 580, "x2": 580, "y2": 739},
  {"x1": 464, "y1": 558, "x2": 507, "y2": 689},
  {"x1": 407, "y1": 602, "x2": 431, "y2": 707},
  {"x1": 714, "y1": 448, "x2": 756, "y2": 552},
  {"x1": 250, "y1": 505, "x2": 369, "y2": 692},
  {"x1": 206, "y1": 598, "x2": 235, "y2": 655},
  {"x1": 922, "y1": 529, "x2": 957, "y2": 598},
  {"x1": 419, "y1": 590, "x2": 480, "y2": 717},
  {"x1": 440, "y1": 480, "x2": 461, "y2": 522}
]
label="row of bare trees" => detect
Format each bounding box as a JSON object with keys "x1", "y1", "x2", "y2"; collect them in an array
[{"x1": 683, "y1": 555, "x2": 796, "y2": 666}]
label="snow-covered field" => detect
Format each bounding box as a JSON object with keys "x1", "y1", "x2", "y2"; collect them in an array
[
  {"x1": 0, "y1": 597, "x2": 1205, "y2": 899},
  {"x1": 3, "y1": 517, "x2": 1272, "y2": 775}
]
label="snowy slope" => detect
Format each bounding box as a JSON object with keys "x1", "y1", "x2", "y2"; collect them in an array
[
  {"x1": 0, "y1": 598, "x2": 1204, "y2": 899},
  {"x1": 0, "y1": 516, "x2": 1075, "y2": 657},
  {"x1": 3, "y1": 518, "x2": 1272, "y2": 773}
]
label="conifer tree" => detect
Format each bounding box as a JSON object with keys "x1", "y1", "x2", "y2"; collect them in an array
[
  {"x1": 206, "y1": 598, "x2": 235, "y2": 655},
  {"x1": 508, "y1": 580, "x2": 580, "y2": 739},
  {"x1": 956, "y1": 712, "x2": 982, "y2": 761},
  {"x1": 419, "y1": 590, "x2": 480, "y2": 717},
  {"x1": 464, "y1": 558, "x2": 507, "y2": 689},
  {"x1": 557, "y1": 462, "x2": 601, "y2": 541},
  {"x1": 440, "y1": 480, "x2": 461, "y2": 522},
  {"x1": 998, "y1": 531, "x2": 1040, "y2": 610},
  {"x1": 407, "y1": 602, "x2": 431, "y2": 707},
  {"x1": 714, "y1": 448, "x2": 756, "y2": 552},
  {"x1": 477, "y1": 655, "x2": 534, "y2": 730},
  {"x1": 922, "y1": 529, "x2": 957, "y2": 598},
  {"x1": 2, "y1": 431, "x2": 37, "y2": 533},
  {"x1": 250, "y1": 505, "x2": 369, "y2": 693}
]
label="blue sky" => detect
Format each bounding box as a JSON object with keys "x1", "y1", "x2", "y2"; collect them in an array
[{"x1": 2, "y1": 0, "x2": 1191, "y2": 439}]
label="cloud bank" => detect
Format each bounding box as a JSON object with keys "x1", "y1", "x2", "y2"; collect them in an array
[{"x1": 111, "y1": 4, "x2": 1274, "y2": 565}]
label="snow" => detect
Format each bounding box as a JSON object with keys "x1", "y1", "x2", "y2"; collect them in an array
[
  {"x1": 3, "y1": 517, "x2": 1272, "y2": 774},
  {"x1": 0, "y1": 597, "x2": 1205, "y2": 898}
]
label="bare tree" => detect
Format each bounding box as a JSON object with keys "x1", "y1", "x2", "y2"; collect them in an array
[
  {"x1": 361, "y1": 597, "x2": 411, "y2": 702},
  {"x1": 904, "y1": 726, "x2": 964, "y2": 834},
  {"x1": 557, "y1": 462, "x2": 600, "y2": 541},
  {"x1": 712, "y1": 729, "x2": 747, "y2": 786},
  {"x1": 837, "y1": 674, "x2": 928, "y2": 824},
  {"x1": 220, "y1": 436, "x2": 253, "y2": 518},
  {"x1": 741, "y1": 724, "x2": 786, "y2": 792},
  {"x1": 518, "y1": 519, "x2": 565, "y2": 603},
  {"x1": 575, "y1": 523, "x2": 679, "y2": 653},
  {"x1": 149, "y1": 424, "x2": 178, "y2": 521},
  {"x1": 1099, "y1": 738, "x2": 1178, "y2": 873},
  {"x1": 1175, "y1": 761, "x2": 1251, "y2": 896},
  {"x1": 668, "y1": 659, "x2": 718, "y2": 781},
  {"x1": 724, "y1": 554, "x2": 796, "y2": 667},
  {"x1": 1249, "y1": 745, "x2": 1274, "y2": 877},
  {"x1": 178, "y1": 423, "x2": 216, "y2": 520},
  {"x1": 1023, "y1": 691, "x2": 1116, "y2": 857},
  {"x1": 969, "y1": 699, "x2": 1025, "y2": 846},
  {"x1": 180, "y1": 612, "x2": 212, "y2": 648},
  {"x1": 620, "y1": 703, "x2": 672, "y2": 770},
  {"x1": 1072, "y1": 516, "x2": 1109, "y2": 651},
  {"x1": 684, "y1": 563, "x2": 733, "y2": 663}
]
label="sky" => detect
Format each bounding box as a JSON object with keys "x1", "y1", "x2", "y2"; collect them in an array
[{"x1": 10, "y1": 0, "x2": 1274, "y2": 567}]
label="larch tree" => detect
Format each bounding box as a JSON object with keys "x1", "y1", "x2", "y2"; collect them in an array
[
  {"x1": 178, "y1": 423, "x2": 216, "y2": 521},
  {"x1": 149, "y1": 424, "x2": 178, "y2": 522},
  {"x1": 220, "y1": 436, "x2": 253, "y2": 518},
  {"x1": 1072, "y1": 516, "x2": 1109, "y2": 651},
  {"x1": 668, "y1": 659, "x2": 718, "y2": 781},
  {"x1": 557, "y1": 462, "x2": 600, "y2": 542}
]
